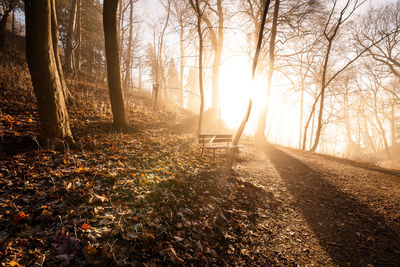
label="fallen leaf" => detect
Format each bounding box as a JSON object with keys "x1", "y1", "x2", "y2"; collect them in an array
[
  {"x1": 14, "y1": 211, "x2": 29, "y2": 221},
  {"x1": 9, "y1": 260, "x2": 20, "y2": 267}
]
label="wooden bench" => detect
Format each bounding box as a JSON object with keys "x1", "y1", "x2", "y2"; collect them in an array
[{"x1": 198, "y1": 134, "x2": 241, "y2": 159}]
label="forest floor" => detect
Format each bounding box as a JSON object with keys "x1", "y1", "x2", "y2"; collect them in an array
[{"x1": 1, "y1": 46, "x2": 400, "y2": 266}]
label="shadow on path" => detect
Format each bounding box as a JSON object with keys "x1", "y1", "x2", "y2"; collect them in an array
[
  {"x1": 263, "y1": 143, "x2": 400, "y2": 266},
  {"x1": 313, "y1": 152, "x2": 400, "y2": 177}
]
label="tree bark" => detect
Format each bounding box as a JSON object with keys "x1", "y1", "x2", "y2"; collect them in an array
[
  {"x1": 255, "y1": 0, "x2": 280, "y2": 139},
  {"x1": 65, "y1": 0, "x2": 78, "y2": 74},
  {"x1": 123, "y1": 0, "x2": 134, "y2": 89},
  {"x1": 103, "y1": 0, "x2": 129, "y2": 131},
  {"x1": 75, "y1": 0, "x2": 81, "y2": 72},
  {"x1": 25, "y1": 0, "x2": 74, "y2": 148},
  {"x1": 50, "y1": 0, "x2": 70, "y2": 101}
]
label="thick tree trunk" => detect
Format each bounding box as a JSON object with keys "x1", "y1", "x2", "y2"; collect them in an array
[
  {"x1": 65, "y1": 0, "x2": 78, "y2": 74},
  {"x1": 255, "y1": 0, "x2": 280, "y2": 139},
  {"x1": 103, "y1": 0, "x2": 129, "y2": 131},
  {"x1": 25, "y1": 0, "x2": 74, "y2": 148}
]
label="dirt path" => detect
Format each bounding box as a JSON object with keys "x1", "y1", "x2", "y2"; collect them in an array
[{"x1": 235, "y1": 141, "x2": 400, "y2": 266}]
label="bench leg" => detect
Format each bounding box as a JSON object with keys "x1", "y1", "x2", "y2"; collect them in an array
[
  {"x1": 213, "y1": 148, "x2": 216, "y2": 159},
  {"x1": 232, "y1": 147, "x2": 240, "y2": 168}
]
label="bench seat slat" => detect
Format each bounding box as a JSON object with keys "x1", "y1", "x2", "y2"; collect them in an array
[
  {"x1": 198, "y1": 134, "x2": 232, "y2": 138},
  {"x1": 199, "y1": 138, "x2": 232, "y2": 143}
]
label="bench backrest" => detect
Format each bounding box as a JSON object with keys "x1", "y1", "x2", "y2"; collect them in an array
[{"x1": 198, "y1": 134, "x2": 232, "y2": 145}]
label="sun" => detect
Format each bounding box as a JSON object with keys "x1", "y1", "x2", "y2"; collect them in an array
[
  {"x1": 218, "y1": 57, "x2": 302, "y2": 142},
  {"x1": 218, "y1": 58, "x2": 254, "y2": 128}
]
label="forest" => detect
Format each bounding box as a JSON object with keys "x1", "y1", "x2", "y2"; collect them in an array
[{"x1": 0, "y1": 0, "x2": 400, "y2": 266}]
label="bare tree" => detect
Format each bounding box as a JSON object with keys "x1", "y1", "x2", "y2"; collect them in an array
[
  {"x1": 310, "y1": 0, "x2": 366, "y2": 152},
  {"x1": 355, "y1": 2, "x2": 400, "y2": 79}
]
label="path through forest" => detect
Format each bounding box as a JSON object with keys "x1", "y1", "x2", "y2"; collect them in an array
[{"x1": 234, "y1": 141, "x2": 400, "y2": 266}]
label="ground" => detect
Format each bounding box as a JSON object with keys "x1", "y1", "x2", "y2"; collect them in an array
[
  {"x1": 1, "y1": 45, "x2": 400, "y2": 266},
  {"x1": 235, "y1": 142, "x2": 400, "y2": 266}
]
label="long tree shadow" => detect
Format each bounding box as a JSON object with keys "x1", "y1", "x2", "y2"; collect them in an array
[
  {"x1": 263, "y1": 143, "x2": 400, "y2": 266},
  {"x1": 313, "y1": 151, "x2": 400, "y2": 177}
]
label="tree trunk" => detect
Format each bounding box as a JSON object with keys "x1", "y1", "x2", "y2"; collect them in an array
[
  {"x1": 310, "y1": 37, "x2": 333, "y2": 152},
  {"x1": 158, "y1": 1, "x2": 171, "y2": 104},
  {"x1": 25, "y1": 0, "x2": 74, "y2": 148},
  {"x1": 255, "y1": 0, "x2": 280, "y2": 139},
  {"x1": 103, "y1": 0, "x2": 129, "y2": 131},
  {"x1": 211, "y1": 0, "x2": 224, "y2": 111},
  {"x1": 225, "y1": 0, "x2": 271, "y2": 170},
  {"x1": 309, "y1": 106, "x2": 316, "y2": 150},
  {"x1": 11, "y1": 9, "x2": 15, "y2": 33},
  {"x1": 373, "y1": 93, "x2": 391, "y2": 159},
  {"x1": 138, "y1": 58, "x2": 142, "y2": 90},
  {"x1": 0, "y1": 4, "x2": 13, "y2": 50},
  {"x1": 118, "y1": 0, "x2": 124, "y2": 57},
  {"x1": 211, "y1": 43, "x2": 222, "y2": 110},
  {"x1": 124, "y1": 0, "x2": 133, "y2": 89},
  {"x1": 343, "y1": 86, "x2": 354, "y2": 145},
  {"x1": 195, "y1": 1, "x2": 204, "y2": 136},
  {"x1": 75, "y1": 0, "x2": 81, "y2": 72},
  {"x1": 179, "y1": 21, "x2": 184, "y2": 109},
  {"x1": 302, "y1": 95, "x2": 318, "y2": 150},
  {"x1": 50, "y1": 0, "x2": 70, "y2": 101},
  {"x1": 65, "y1": 0, "x2": 78, "y2": 74},
  {"x1": 390, "y1": 101, "x2": 396, "y2": 145},
  {"x1": 299, "y1": 81, "x2": 304, "y2": 149},
  {"x1": 363, "y1": 117, "x2": 376, "y2": 153}
]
